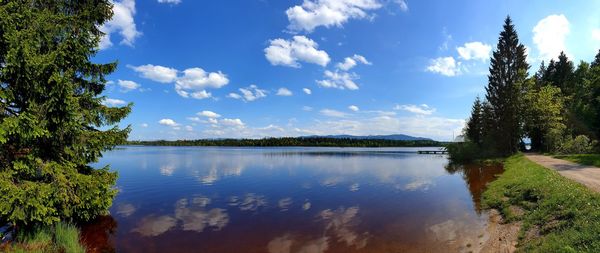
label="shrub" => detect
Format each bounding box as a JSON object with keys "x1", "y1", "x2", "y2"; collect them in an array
[
  {"x1": 558, "y1": 135, "x2": 596, "y2": 154},
  {"x1": 446, "y1": 141, "x2": 481, "y2": 162}
]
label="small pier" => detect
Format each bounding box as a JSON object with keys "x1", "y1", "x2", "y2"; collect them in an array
[{"x1": 417, "y1": 150, "x2": 448, "y2": 154}]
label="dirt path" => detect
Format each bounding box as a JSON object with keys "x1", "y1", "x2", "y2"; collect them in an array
[{"x1": 525, "y1": 154, "x2": 600, "y2": 192}]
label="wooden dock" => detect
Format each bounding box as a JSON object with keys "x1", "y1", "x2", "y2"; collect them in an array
[{"x1": 417, "y1": 150, "x2": 448, "y2": 154}]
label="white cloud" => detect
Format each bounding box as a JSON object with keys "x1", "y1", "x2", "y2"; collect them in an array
[
  {"x1": 457, "y1": 42, "x2": 491, "y2": 61},
  {"x1": 207, "y1": 118, "x2": 218, "y2": 124},
  {"x1": 336, "y1": 54, "x2": 372, "y2": 71},
  {"x1": 348, "y1": 105, "x2": 359, "y2": 112},
  {"x1": 117, "y1": 79, "x2": 141, "y2": 92},
  {"x1": 176, "y1": 108, "x2": 463, "y2": 141},
  {"x1": 187, "y1": 117, "x2": 201, "y2": 122},
  {"x1": 286, "y1": 0, "x2": 382, "y2": 33},
  {"x1": 265, "y1": 36, "x2": 330, "y2": 67},
  {"x1": 303, "y1": 88, "x2": 312, "y2": 95},
  {"x1": 533, "y1": 14, "x2": 570, "y2": 61},
  {"x1": 185, "y1": 90, "x2": 212, "y2": 100},
  {"x1": 593, "y1": 29, "x2": 600, "y2": 43},
  {"x1": 159, "y1": 118, "x2": 179, "y2": 127},
  {"x1": 394, "y1": 104, "x2": 436, "y2": 115},
  {"x1": 228, "y1": 85, "x2": 268, "y2": 102},
  {"x1": 308, "y1": 115, "x2": 463, "y2": 141},
  {"x1": 303, "y1": 106, "x2": 314, "y2": 111},
  {"x1": 317, "y1": 70, "x2": 359, "y2": 90},
  {"x1": 102, "y1": 98, "x2": 127, "y2": 107},
  {"x1": 276, "y1": 88, "x2": 293, "y2": 96},
  {"x1": 426, "y1": 57, "x2": 461, "y2": 76},
  {"x1": 175, "y1": 68, "x2": 229, "y2": 99},
  {"x1": 99, "y1": 0, "x2": 141, "y2": 49},
  {"x1": 198, "y1": 111, "x2": 221, "y2": 118},
  {"x1": 129, "y1": 64, "x2": 229, "y2": 99},
  {"x1": 158, "y1": 0, "x2": 181, "y2": 4},
  {"x1": 220, "y1": 118, "x2": 245, "y2": 128},
  {"x1": 320, "y1": 109, "x2": 348, "y2": 118},
  {"x1": 185, "y1": 125, "x2": 193, "y2": 132},
  {"x1": 227, "y1": 93, "x2": 242, "y2": 100},
  {"x1": 141, "y1": 123, "x2": 149, "y2": 128},
  {"x1": 129, "y1": 64, "x2": 178, "y2": 83},
  {"x1": 394, "y1": 0, "x2": 408, "y2": 12}
]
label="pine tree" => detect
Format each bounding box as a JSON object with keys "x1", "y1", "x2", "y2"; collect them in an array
[
  {"x1": 465, "y1": 97, "x2": 483, "y2": 146},
  {"x1": 534, "y1": 61, "x2": 547, "y2": 88},
  {"x1": 480, "y1": 100, "x2": 496, "y2": 153},
  {"x1": 485, "y1": 16, "x2": 530, "y2": 155},
  {"x1": 551, "y1": 52, "x2": 575, "y2": 98},
  {"x1": 592, "y1": 49, "x2": 600, "y2": 68},
  {"x1": 0, "y1": 1, "x2": 130, "y2": 225}
]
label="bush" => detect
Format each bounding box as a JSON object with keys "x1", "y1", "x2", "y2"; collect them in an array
[
  {"x1": 562, "y1": 135, "x2": 596, "y2": 154},
  {"x1": 553, "y1": 135, "x2": 597, "y2": 154},
  {"x1": 446, "y1": 141, "x2": 481, "y2": 162}
]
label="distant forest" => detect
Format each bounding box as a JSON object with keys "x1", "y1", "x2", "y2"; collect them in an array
[{"x1": 127, "y1": 137, "x2": 442, "y2": 147}]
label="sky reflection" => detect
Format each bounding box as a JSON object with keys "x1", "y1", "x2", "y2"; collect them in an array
[{"x1": 85, "y1": 146, "x2": 502, "y2": 252}]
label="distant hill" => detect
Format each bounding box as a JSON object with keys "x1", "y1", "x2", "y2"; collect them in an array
[{"x1": 302, "y1": 134, "x2": 433, "y2": 141}]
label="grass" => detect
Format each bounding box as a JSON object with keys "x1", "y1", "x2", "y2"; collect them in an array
[
  {"x1": 2, "y1": 222, "x2": 86, "y2": 253},
  {"x1": 554, "y1": 154, "x2": 600, "y2": 167},
  {"x1": 483, "y1": 154, "x2": 600, "y2": 252}
]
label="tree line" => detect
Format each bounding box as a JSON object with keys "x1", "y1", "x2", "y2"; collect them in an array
[
  {"x1": 128, "y1": 137, "x2": 442, "y2": 147},
  {"x1": 454, "y1": 16, "x2": 600, "y2": 160}
]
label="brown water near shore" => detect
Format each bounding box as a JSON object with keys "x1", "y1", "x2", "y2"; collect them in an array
[{"x1": 81, "y1": 147, "x2": 505, "y2": 253}]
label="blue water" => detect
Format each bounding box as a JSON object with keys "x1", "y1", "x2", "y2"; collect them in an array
[{"x1": 83, "y1": 146, "x2": 500, "y2": 253}]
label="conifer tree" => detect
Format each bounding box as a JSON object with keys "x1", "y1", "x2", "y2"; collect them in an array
[
  {"x1": 551, "y1": 52, "x2": 575, "y2": 98},
  {"x1": 592, "y1": 49, "x2": 600, "y2": 68},
  {"x1": 485, "y1": 16, "x2": 529, "y2": 155},
  {"x1": 465, "y1": 97, "x2": 483, "y2": 146},
  {"x1": 0, "y1": 1, "x2": 130, "y2": 225},
  {"x1": 480, "y1": 101, "x2": 495, "y2": 151}
]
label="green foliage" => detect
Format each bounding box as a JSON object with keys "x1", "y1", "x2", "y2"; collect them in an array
[
  {"x1": 445, "y1": 142, "x2": 481, "y2": 162},
  {"x1": 128, "y1": 137, "x2": 441, "y2": 147},
  {"x1": 464, "y1": 97, "x2": 484, "y2": 146},
  {"x1": 54, "y1": 223, "x2": 86, "y2": 253},
  {"x1": 0, "y1": 1, "x2": 130, "y2": 226},
  {"x1": 484, "y1": 16, "x2": 529, "y2": 155},
  {"x1": 4, "y1": 222, "x2": 85, "y2": 253},
  {"x1": 555, "y1": 154, "x2": 600, "y2": 167},
  {"x1": 483, "y1": 155, "x2": 600, "y2": 252},
  {"x1": 522, "y1": 83, "x2": 565, "y2": 152},
  {"x1": 592, "y1": 50, "x2": 600, "y2": 68},
  {"x1": 555, "y1": 135, "x2": 597, "y2": 155},
  {"x1": 461, "y1": 17, "x2": 600, "y2": 156}
]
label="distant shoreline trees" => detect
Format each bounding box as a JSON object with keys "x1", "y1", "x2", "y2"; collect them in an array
[
  {"x1": 453, "y1": 16, "x2": 600, "y2": 160},
  {"x1": 127, "y1": 137, "x2": 442, "y2": 147}
]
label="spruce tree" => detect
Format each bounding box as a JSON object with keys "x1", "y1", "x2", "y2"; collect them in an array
[
  {"x1": 485, "y1": 16, "x2": 529, "y2": 155},
  {"x1": 592, "y1": 49, "x2": 600, "y2": 68},
  {"x1": 534, "y1": 61, "x2": 547, "y2": 88},
  {"x1": 0, "y1": 1, "x2": 130, "y2": 225},
  {"x1": 480, "y1": 101, "x2": 495, "y2": 152},
  {"x1": 465, "y1": 97, "x2": 483, "y2": 146},
  {"x1": 551, "y1": 52, "x2": 575, "y2": 98}
]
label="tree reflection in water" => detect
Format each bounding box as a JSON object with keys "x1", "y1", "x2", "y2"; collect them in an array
[
  {"x1": 445, "y1": 162, "x2": 504, "y2": 213},
  {"x1": 80, "y1": 215, "x2": 117, "y2": 253}
]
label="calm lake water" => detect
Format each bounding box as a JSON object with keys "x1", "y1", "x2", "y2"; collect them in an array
[{"x1": 83, "y1": 146, "x2": 503, "y2": 253}]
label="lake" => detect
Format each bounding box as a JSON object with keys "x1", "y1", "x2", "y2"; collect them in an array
[{"x1": 83, "y1": 146, "x2": 503, "y2": 253}]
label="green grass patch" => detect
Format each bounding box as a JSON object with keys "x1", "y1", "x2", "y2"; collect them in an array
[
  {"x1": 483, "y1": 154, "x2": 600, "y2": 252},
  {"x1": 554, "y1": 154, "x2": 600, "y2": 167},
  {"x1": 3, "y1": 222, "x2": 86, "y2": 253}
]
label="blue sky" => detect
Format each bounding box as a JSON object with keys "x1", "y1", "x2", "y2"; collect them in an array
[{"x1": 96, "y1": 0, "x2": 600, "y2": 141}]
